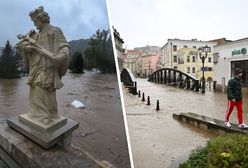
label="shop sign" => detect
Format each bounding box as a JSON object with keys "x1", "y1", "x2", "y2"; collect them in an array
[{"x1": 232, "y1": 48, "x2": 247, "y2": 56}]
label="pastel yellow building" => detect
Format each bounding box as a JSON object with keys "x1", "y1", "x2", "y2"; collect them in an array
[{"x1": 177, "y1": 48, "x2": 214, "y2": 82}]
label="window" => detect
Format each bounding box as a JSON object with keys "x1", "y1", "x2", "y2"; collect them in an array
[
  {"x1": 178, "y1": 58, "x2": 184, "y2": 64},
  {"x1": 187, "y1": 67, "x2": 190, "y2": 73},
  {"x1": 173, "y1": 55, "x2": 177, "y2": 62},
  {"x1": 205, "y1": 67, "x2": 212, "y2": 71},
  {"x1": 173, "y1": 45, "x2": 177, "y2": 51},
  {"x1": 231, "y1": 61, "x2": 248, "y2": 85},
  {"x1": 245, "y1": 61, "x2": 248, "y2": 68},
  {"x1": 192, "y1": 67, "x2": 195, "y2": 73},
  {"x1": 208, "y1": 57, "x2": 211, "y2": 62},
  {"x1": 231, "y1": 62, "x2": 241, "y2": 69},
  {"x1": 207, "y1": 77, "x2": 213, "y2": 82},
  {"x1": 213, "y1": 53, "x2": 219, "y2": 63},
  {"x1": 192, "y1": 56, "x2": 196, "y2": 62},
  {"x1": 184, "y1": 45, "x2": 188, "y2": 48},
  {"x1": 187, "y1": 56, "x2": 190, "y2": 62}
]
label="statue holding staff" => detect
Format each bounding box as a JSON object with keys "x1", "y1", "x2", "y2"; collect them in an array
[{"x1": 16, "y1": 6, "x2": 69, "y2": 124}]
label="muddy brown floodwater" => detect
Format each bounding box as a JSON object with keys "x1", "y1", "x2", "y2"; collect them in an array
[
  {"x1": 123, "y1": 78, "x2": 248, "y2": 168},
  {"x1": 0, "y1": 70, "x2": 131, "y2": 168}
]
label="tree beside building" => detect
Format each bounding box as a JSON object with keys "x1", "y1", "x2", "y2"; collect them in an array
[
  {"x1": 0, "y1": 41, "x2": 21, "y2": 78},
  {"x1": 84, "y1": 29, "x2": 116, "y2": 73},
  {"x1": 69, "y1": 52, "x2": 84, "y2": 73}
]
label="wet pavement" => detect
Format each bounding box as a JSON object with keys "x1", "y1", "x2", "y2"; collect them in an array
[
  {"x1": 123, "y1": 78, "x2": 248, "y2": 168},
  {"x1": 0, "y1": 160, "x2": 8, "y2": 168},
  {"x1": 0, "y1": 70, "x2": 130, "y2": 168}
]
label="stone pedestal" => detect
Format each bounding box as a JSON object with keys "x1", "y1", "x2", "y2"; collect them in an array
[
  {"x1": 19, "y1": 114, "x2": 67, "y2": 132},
  {"x1": 0, "y1": 119, "x2": 97, "y2": 168},
  {"x1": 7, "y1": 114, "x2": 79, "y2": 149}
]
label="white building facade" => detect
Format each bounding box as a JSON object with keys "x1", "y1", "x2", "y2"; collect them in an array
[{"x1": 213, "y1": 38, "x2": 248, "y2": 91}]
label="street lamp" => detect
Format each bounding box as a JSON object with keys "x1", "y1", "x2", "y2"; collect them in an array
[
  {"x1": 140, "y1": 61, "x2": 143, "y2": 77},
  {"x1": 198, "y1": 45, "x2": 211, "y2": 93},
  {"x1": 170, "y1": 42, "x2": 173, "y2": 68},
  {"x1": 148, "y1": 61, "x2": 151, "y2": 76}
]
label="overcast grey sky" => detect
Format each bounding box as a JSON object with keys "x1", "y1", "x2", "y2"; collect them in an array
[
  {"x1": 0, "y1": 0, "x2": 109, "y2": 47},
  {"x1": 108, "y1": 0, "x2": 248, "y2": 49}
]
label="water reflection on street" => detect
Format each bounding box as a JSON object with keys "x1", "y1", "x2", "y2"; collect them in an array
[
  {"x1": 124, "y1": 78, "x2": 248, "y2": 168},
  {"x1": 0, "y1": 70, "x2": 130, "y2": 168}
]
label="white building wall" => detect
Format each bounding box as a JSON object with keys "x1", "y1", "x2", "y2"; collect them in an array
[
  {"x1": 213, "y1": 54, "x2": 230, "y2": 88},
  {"x1": 213, "y1": 39, "x2": 248, "y2": 89}
]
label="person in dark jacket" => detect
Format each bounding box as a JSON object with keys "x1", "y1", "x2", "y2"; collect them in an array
[{"x1": 225, "y1": 68, "x2": 248, "y2": 128}]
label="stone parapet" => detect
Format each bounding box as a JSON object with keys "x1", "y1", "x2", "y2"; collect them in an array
[
  {"x1": 0, "y1": 116, "x2": 100, "y2": 168},
  {"x1": 173, "y1": 112, "x2": 248, "y2": 135}
]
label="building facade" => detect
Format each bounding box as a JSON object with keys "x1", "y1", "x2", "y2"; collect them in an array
[
  {"x1": 123, "y1": 50, "x2": 143, "y2": 75},
  {"x1": 159, "y1": 38, "x2": 217, "y2": 70},
  {"x1": 139, "y1": 52, "x2": 159, "y2": 78},
  {"x1": 177, "y1": 48, "x2": 214, "y2": 81},
  {"x1": 213, "y1": 38, "x2": 248, "y2": 91},
  {"x1": 113, "y1": 27, "x2": 125, "y2": 70},
  {"x1": 123, "y1": 47, "x2": 159, "y2": 78}
]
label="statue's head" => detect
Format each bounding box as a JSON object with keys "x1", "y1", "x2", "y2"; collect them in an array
[{"x1": 29, "y1": 6, "x2": 50, "y2": 30}]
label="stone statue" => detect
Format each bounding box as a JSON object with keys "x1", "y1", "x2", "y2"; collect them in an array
[{"x1": 16, "y1": 6, "x2": 69, "y2": 124}]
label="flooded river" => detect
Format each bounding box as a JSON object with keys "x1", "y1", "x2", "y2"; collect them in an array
[
  {"x1": 0, "y1": 70, "x2": 131, "y2": 168},
  {"x1": 123, "y1": 78, "x2": 248, "y2": 168}
]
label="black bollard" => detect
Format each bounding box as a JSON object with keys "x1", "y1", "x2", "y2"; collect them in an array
[
  {"x1": 156, "y1": 100, "x2": 160, "y2": 111},
  {"x1": 138, "y1": 90, "x2": 141, "y2": 97},
  {"x1": 133, "y1": 82, "x2": 138, "y2": 95},
  {"x1": 195, "y1": 80, "x2": 199, "y2": 92},
  {"x1": 213, "y1": 81, "x2": 216, "y2": 91},
  {"x1": 142, "y1": 93, "x2": 145, "y2": 102},
  {"x1": 147, "y1": 96, "x2": 150, "y2": 105}
]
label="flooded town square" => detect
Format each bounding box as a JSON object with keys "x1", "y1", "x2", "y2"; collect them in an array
[
  {"x1": 123, "y1": 78, "x2": 248, "y2": 168},
  {"x1": 0, "y1": 70, "x2": 130, "y2": 168}
]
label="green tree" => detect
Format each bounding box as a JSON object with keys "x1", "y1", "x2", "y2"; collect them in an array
[
  {"x1": 84, "y1": 29, "x2": 116, "y2": 73},
  {"x1": 0, "y1": 41, "x2": 21, "y2": 78},
  {"x1": 69, "y1": 52, "x2": 84, "y2": 73}
]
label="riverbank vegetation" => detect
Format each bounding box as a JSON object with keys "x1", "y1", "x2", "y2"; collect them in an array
[
  {"x1": 0, "y1": 41, "x2": 21, "y2": 78},
  {"x1": 179, "y1": 134, "x2": 248, "y2": 168},
  {"x1": 84, "y1": 29, "x2": 116, "y2": 73},
  {"x1": 69, "y1": 51, "x2": 85, "y2": 73},
  {"x1": 68, "y1": 29, "x2": 116, "y2": 74}
]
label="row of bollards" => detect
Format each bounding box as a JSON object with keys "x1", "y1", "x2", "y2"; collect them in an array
[{"x1": 138, "y1": 90, "x2": 160, "y2": 111}]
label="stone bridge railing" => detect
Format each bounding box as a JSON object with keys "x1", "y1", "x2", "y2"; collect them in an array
[
  {"x1": 120, "y1": 68, "x2": 138, "y2": 95},
  {"x1": 148, "y1": 68, "x2": 216, "y2": 92}
]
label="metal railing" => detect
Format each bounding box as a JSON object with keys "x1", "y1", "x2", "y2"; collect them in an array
[
  {"x1": 148, "y1": 68, "x2": 216, "y2": 92},
  {"x1": 120, "y1": 68, "x2": 138, "y2": 95}
]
